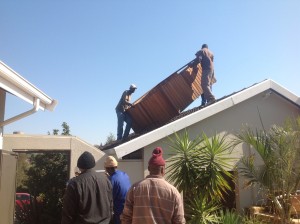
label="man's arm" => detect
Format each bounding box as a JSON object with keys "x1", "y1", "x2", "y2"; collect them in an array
[
  {"x1": 106, "y1": 178, "x2": 114, "y2": 222},
  {"x1": 195, "y1": 50, "x2": 203, "y2": 64},
  {"x1": 121, "y1": 91, "x2": 133, "y2": 110},
  {"x1": 172, "y1": 191, "x2": 186, "y2": 224},
  {"x1": 61, "y1": 184, "x2": 77, "y2": 224}
]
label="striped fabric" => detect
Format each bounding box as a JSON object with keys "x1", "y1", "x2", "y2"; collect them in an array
[{"x1": 121, "y1": 175, "x2": 185, "y2": 224}]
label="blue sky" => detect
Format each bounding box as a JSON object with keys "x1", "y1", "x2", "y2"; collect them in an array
[{"x1": 1, "y1": 1, "x2": 300, "y2": 146}]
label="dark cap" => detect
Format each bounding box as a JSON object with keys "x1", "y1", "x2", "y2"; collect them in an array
[
  {"x1": 202, "y1": 44, "x2": 208, "y2": 49},
  {"x1": 77, "y1": 151, "x2": 95, "y2": 169}
]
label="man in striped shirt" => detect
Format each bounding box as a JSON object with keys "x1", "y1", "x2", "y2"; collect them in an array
[{"x1": 121, "y1": 147, "x2": 186, "y2": 224}]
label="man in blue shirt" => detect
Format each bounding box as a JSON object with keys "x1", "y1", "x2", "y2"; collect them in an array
[
  {"x1": 104, "y1": 156, "x2": 131, "y2": 224},
  {"x1": 115, "y1": 84, "x2": 137, "y2": 140}
]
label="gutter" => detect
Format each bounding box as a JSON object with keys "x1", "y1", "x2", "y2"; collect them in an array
[
  {"x1": 0, "y1": 61, "x2": 58, "y2": 111},
  {"x1": 0, "y1": 98, "x2": 40, "y2": 127}
]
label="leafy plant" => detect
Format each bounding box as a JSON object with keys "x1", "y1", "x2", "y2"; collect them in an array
[
  {"x1": 234, "y1": 117, "x2": 300, "y2": 223},
  {"x1": 186, "y1": 194, "x2": 220, "y2": 224},
  {"x1": 166, "y1": 130, "x2": 234, "y2": 222},
  {"x1": 15, "y1": 197, "x2": 43, "y2": 224},
  {"x1": 23, "y1": 152, "x2": 68, "y2": 224},
  {"x1": 218, "y1": 209, "x2": 242, "y2": 224},
  {"x1": 242, "y1": 215, "x2": 270, "y2": 224}
]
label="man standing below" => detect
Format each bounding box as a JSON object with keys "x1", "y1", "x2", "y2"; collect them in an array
[
  {"x1": 121, "y1": 147, "x2": 186, "y2": 224},
  {"x1": 195, "y1": 44, "x2": 216, "y2": 105},
  {"x1": 104, "y1": 156, "x2": 131, "y2": 224},
  {"x1": 115, "y1": 84, "x2": 137, "y2": 141},
  {"x1": 62, "y1": 151, "x2": 113, "y2": 224}
]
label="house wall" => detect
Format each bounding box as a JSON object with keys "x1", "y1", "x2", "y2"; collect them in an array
[
  {"x1": 97, "y1": 155, "x2": 144, "y2": 184},
  {"x1": 133, "y1": 92, "x2": 300, "y2": 212},
  {"x1": 3, "y1": 134, "x2": 105, "y2": 178},
  {"x1": 2, "y1": 90, "x2": 299, "y2": 212},
  {"x1": 118, "y1": 160, "x2": 144, "y2": 184},
  {"x1": 0, "y1": 89, "x2": 5, "y2": 149}
]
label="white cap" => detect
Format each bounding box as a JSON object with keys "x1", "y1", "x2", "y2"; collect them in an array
[
  {"x1": 130, "y1": 84, "x2": 137, "y2": 89},
  {"x1": 104, "y1": 156, "x2": 118, "y2": 168}
]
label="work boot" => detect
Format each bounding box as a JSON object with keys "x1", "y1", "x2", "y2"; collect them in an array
[{"x1": 207, "y1": 99, "x2": 216, "y2": 105}]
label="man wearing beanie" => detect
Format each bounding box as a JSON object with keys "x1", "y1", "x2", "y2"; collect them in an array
[
  {"x1": 121, "y1": 147, "x2": 186, "y2": 224},
  {"x1": 62, "y1": 151, "x2": 113, "y2": 224},
  {"x1": 104, "y1": 156, "x2": 131, "y2": 224}
]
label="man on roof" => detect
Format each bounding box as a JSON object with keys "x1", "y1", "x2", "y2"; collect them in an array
[
  {"x1": 115, "y1": 84, "x2": 137, "y2": 141},
  {"x1": 195, "y1": 44, "x2": 216, "y2": 106}
]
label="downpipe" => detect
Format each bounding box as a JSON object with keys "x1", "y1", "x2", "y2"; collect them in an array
[{"x1": 0, "y1": 98, "x2": 40, "y2": 127}]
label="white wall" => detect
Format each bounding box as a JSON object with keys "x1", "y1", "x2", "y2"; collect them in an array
[
  {"x1": 139, "y1": 92, "x2": 300, "y2": 211},
  {"x1": 3, "y1": 91, "x2": 299, "y2": 212},
  {"x1": 3, "y1": 134, "x2": 105, "y2": 178},
  {"x1": 0, "y1": 89, "x2": 5, "y2": 149}
]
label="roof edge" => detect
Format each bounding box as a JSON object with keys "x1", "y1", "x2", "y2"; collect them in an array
[{"x1": 113, "y1": 79, "x2": 299, "y2": 158}]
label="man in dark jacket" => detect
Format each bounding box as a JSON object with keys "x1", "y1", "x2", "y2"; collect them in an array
[{"x1": 62, "y1": 151, "x2": 113, "y2": 224}]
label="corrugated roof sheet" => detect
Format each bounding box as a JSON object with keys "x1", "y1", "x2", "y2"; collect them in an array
[{"x1": 127, "y1": 60, "x2": 202, "y2": 133}]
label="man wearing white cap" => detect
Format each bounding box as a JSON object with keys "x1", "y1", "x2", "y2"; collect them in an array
[
  {"x1": 115, "y1": 84, "x2": 137, "y2": 140},
  {"x1": 104, "y1": 156, "x2": 131, "y2": 224}
]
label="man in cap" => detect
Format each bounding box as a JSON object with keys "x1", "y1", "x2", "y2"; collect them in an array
[
  {"x1": 195, "y1": 44, "x2": 216, "y2": 106},
  {"x1": 104, "y1": 156, "x2": 131, "y2": 224},
  {"x1": 121, "y1": 147, "x2": 186, "y2": 224},
  {"x1": 115, "y1": 84, "x2": 137, "y2": 141},
  {"x1": 62, "y1": 151, "x2": 113, "y2": 224}
]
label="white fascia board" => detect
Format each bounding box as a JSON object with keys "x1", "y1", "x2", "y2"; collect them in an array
[
  {"x1": 114, "y1": 98, "x2": 235, "y2": 158},
  {"x1": 114, "y1": 79, "x2": 300, "y2": 158},
  {"x1": 269, "y1": 80, "x2": 300, "y2": 105},
  {"x1": 0, "y1": 61, "x2": 57, "y2": 111},
  {"x1": 231, "y1": 79, "x2": 299, "y2": 106},
  {"x1": 230, "y1": 79, "x2": 271, "y2": 104}
]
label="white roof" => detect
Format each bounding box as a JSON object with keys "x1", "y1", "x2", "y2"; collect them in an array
[
  {"x1": 0, "y1": 61, "x2": 57, "y2": 111},
  {"x1": 111, "y1": 79, "x2": 300, "y2": 158}
]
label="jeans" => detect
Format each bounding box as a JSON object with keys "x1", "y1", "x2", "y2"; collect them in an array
[{"x1": 116, "y1": 110, "x2": 132, "y2": 140}]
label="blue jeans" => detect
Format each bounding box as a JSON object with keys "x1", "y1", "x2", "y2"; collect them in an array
[{"x1": 116, "y1": 110, "x2": 132, "y2": 140}]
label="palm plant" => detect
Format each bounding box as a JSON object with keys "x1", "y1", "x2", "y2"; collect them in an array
[
  {"x1": 218, "y1": 209, "x2": 242, "y2": 224},
  {"x1": 234, "y1": 117, "x2": 300, "y2": 223},
  {"x1": 166, "y1": 130, "x2": 234, "y2": 223},
  {"x1": 242, "y1": 214, "x2": 271, "y2": 224},
  {"x1": 186, "y1": 194, "x2": 220, "y2": 224}
]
